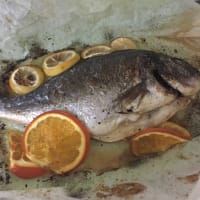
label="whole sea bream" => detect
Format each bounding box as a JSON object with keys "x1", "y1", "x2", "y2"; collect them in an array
[{"x1": 1, "y1": 49, "x2": 200, "y2": 142}]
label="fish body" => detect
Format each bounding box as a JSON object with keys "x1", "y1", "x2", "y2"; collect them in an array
[{"x1": 0, "y1": 49, "x2": 200, "y2": 142}]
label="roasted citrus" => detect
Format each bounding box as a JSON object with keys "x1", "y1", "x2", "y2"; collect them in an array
[
  {"x1": 42, "y1": 50, "x2": 80, "y2": 76},
  {"x1": 9, "y1": 66, "x2": 45, "y2": 95},
  {"x1": 9, "y1": 131, "x2": 46, "y2": 179},
  {"x1": 130, "y1": 127, "x2": 191, "y2": 156},
  {"x1": 159, "y1": 121, "x2": 191, "y2": 138},
  {"x1": 81, "y1": 45, "x2": 112, "y2": 59},
  {"x1": 23, "y1": 110, "x2": 90, "y2": 174},
  {"x1": 110, "y1": 37, "x2": 137, "y2": 51}
]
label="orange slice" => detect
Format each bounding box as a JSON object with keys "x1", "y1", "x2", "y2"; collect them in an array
[
  {"x1": 130, "y1": 128, "x2": 191, "y2": 156},
  {"x1": 9, "y1": 66, "x2": 45, "y2": 95},
  {"x1": 110, "y1": 37, "x2": 137, "y2": 51},
  {"x1": 23, "y1": 110, "x2": 90, "y2": 174},
  {"x1": 9, "y1": 131, "x2": 46, "y2": 179},
  {"x1": 81, "y1": 45, "x2": 112, "y2": 59},
  {"x1": 159, "y1": 121, "x2": 191, "y2": 138},
  {"x1": 42, "y1": 50, "x2": 80, "y2": 77}
]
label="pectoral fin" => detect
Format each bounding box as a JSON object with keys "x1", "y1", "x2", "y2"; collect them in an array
[
  {"x1": 117, "y1": 83, "x2": 146, "y2": 113},
  {"x1": 117, "y1": 78, "x2": 177, "y2": 114}
]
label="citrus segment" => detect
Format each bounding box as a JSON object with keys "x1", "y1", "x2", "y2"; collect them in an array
[
  {"x1": 9, "y1": 66, "x2": 45, "y2": 95},
  {"x1": 159, "y1": 121, "x2": 191, "y2": 138},
  {"x1": 9, "y1": 131, "x2": 46, "y2": 179},
  {"x1": 111, "y1": 37, "x2": 137, "y2": 51},
  {"x1": 23, "y1": 110, "x2": 90, "y2": 174},
  {"x1": 130, "y1": 128, "x2": 190, "y2": 156},
  {"x1": 81, "y1": 45, "x2": 112, "y2": 59},
  {"x1": 42, "y1": 50, "x2": 80, "y2": 76}
]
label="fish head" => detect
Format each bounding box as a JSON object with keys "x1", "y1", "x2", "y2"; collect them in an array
[
  {"x1": 156, "y1": 56, "x2": 200, "y2": 96},
  {"x1": 111, "y1": 52, "x2": 200, "y2": 115},
  {"x1": 92, "y1": 53, "x2": 200, "y2": 142}
]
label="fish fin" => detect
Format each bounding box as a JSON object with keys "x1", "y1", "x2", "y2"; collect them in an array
[{"x1": 117, "y1": 83, "x2": 146, "y2": 113}]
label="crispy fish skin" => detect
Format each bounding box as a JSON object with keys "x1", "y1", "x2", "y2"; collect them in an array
[{"x1": 0, "y1": 49, "x2": 200, "y2": 142}]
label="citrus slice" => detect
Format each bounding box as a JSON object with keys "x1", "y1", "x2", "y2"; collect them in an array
[
  {"x1": 23, "y1": 110, "x2": 90, "y2": 174},
  {"x1": 130, "y1": 128, "x2": 191, "y2": 156},
  {"x1": 42, "y1": 50, "x2": 80, "y2": 77},
  {"x1": 110, "y1": 37, "x2": 137, "y2": 51},
  {"x1": 159, "y1": 121, "x2": 191, "y2": 138},
  {"x1": 81, "y1": 45, "x2": 112, "y2": 59},
  {"x1": 9, "y1": 131, "x2": 46, "y2": 179},
  {"x1": 9, "y1": 66, "x2": 45, "y2": 95}
]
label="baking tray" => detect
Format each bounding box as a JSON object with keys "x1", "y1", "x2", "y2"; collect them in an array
[{"x1": 0, "y1": 0, "x2": 200, "y2": 199}]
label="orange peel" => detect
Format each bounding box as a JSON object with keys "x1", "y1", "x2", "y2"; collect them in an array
[
  {"x1": 130, "y1": 127, "x2": 191, "y2": 156},
  {"x1": 23, "y1": 110, "x2": 90, "y2": 174}
]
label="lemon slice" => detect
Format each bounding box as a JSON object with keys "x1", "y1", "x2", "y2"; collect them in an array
[
  {"x1": 42, "y1": 50, "x2": 80, "y2": 77},
  {"x1": 111, "y1": 37, "x2": 137, "y2": 51},
  {"x1": 9, "y1": 66, "x2": 45, "y2": 95},
  {"x1": 81, "y1": 45, "x2": 112, "y2": 59}
]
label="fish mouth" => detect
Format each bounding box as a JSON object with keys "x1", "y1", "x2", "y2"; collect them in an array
[
  {"x1": 156, "y1": 69, "x2": 200, "y2": 97},
  {"x1": 154, "y1": 55, "x2": 200, "y2": 97}
]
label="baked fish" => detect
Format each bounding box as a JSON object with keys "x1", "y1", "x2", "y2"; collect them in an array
[{"x1": 0, "y1": 50, "x2": 200, "y2": 142}]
